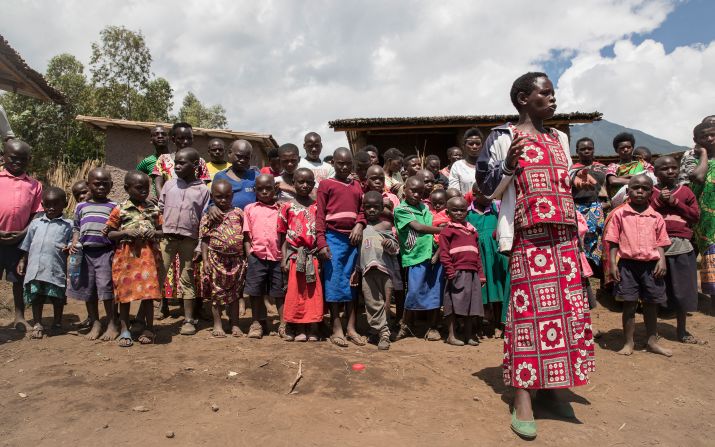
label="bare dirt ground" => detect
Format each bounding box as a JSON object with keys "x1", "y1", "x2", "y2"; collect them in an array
[{"x1": 1, "y1": 280, "x2": 713, "y2": 447}]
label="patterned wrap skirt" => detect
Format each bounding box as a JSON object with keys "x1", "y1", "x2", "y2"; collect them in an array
[
  {"x1": 503, "y1": 224, "x2": 595, "y2": 389},
  {"x1": 202, "y1": 248, "x2": 247, "y2": 305}
]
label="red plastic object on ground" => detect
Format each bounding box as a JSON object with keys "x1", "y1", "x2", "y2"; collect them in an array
[{"x1": 351, "y1": 363, "x2": 366, "y2": 371}]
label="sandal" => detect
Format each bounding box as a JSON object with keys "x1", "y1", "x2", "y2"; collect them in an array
[
  {"x1": 247, "y1": 321, "x2": 263, "y2": 339},
  {"x1": 138, "y1": 330, "x2": 155, "y2": 344},
  {"x1": 680, "y1": 334, "x2": 707, "y2": 345},
  {"x1": 180, "y1": 322, "x2": 196, "y2": 336},
  {"x1": 307, "y1": 334, "x2": 319, "y2": 342},
  {"x1": 117, "y1": 330, "x2": 133, "y2": 347},
  {"x1": 31, "y1": 324, "x2": 44, "y2": 339},
  {"x1": 346, "y1": 334, "x2": 367, "y2": 346},
  {"x1": 329, "y1": 336, "x2": 348, "y2": 348}
]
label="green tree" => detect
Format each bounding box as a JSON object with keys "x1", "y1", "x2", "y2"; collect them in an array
[
  {"x1": 0, "y1": 53, "x2": 103, "y2": 173},
  {"x1": 178, "y1": 91, "x2": 228, "y2": 128},
  {"x1": 89, "y1": 26, "x2": 152, "y2": 119}
]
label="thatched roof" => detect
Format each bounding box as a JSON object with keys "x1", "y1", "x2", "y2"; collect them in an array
[
  {"x1": 75, "y1": 115, "x2": 279, "y2": 149},
  {"x1": 0, "y1": 34, "x2": 65, "y2": 104},
  {"x1": 329, "y1": 112, "x2": 602, "y2": 131}
]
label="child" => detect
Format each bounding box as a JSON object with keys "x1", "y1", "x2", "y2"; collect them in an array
[
  {"x1": 158, "y1": 148, "x2": 210, "y2": 336},
  {"x1": 691, "y1": 121, "x2": 715, "y2": 316},
  {"x1": 365, "y1": 165, "x2": 399, "y2": 220},
  {"x1": 260, "y1": 148, "x2": 282, "y2": 177},
  {"x1": 275, "y1": 143, "x2": 301, "y2": 201},
  {"x1": 206, "y1": 138, "x2": 229, "y2": 181},
  {"x1": 278, "y1": 168, "x2": 323, "y2": 342},
  {"x1": 17, "y1": 187, "x2": 72, "y2": 338},
  {"x1": 634, "y1": 146, "x2": 652, "y2": 164},
  {"x1": 606, "y1": 132, "x2": 654, "y2": 206},
  {"x1": 393, "y1": 176, "x2": 443, "y2": 341},
  {"x1": 67, "y1": 167, "x2": 118, "y2": 341},
  {"x1": 440, "y1": 196, "x2": 485, "y2": 346},
  {"x1": 441, "y1": 146, "x2": 462, "y2": 178},
  {"x1": 430, "y1": 188, "x2": 450, "y2": 245},
  {"x1": 416, "y1": 169, "x2": 435, "y2": 198},
  {"x1": 357, "y1": 191, "x2": 400, "y2": 350},
  {"x1": 449, "y1": 127, "x2": 483, "y2": 195},
  {"x1": 354, "y1": 151, "x2": 372, "y2": 191},
  {"x1": 651, "y1": 156, "x2": 702, "y2": 343},
  {"x1": 466, "y1": 184, "x2": 510, "y2": 335},
  {"x1": 299, "y1": 132, "x2": 334, "y2": 186},
  {"x1": 199, "y1": 179, "x2": 247, "y2": 338},
  {"x1": 243, "y1": 174, "x2": 284, "y2": 339},
  {"x1": 382, "y1": 148, "x2": 404, "y2": 196},
  {"x1": 71, "y1": 180, "x2": 90, "y2": 203},
  {"x1": 105, "y1": 172, "x2": 163, "y2": 346},
  {"x1": 445, "y1": 188, "x2": 462, "y2": 201},
  {"x1": 316, "y1": 147, "x2": 366, "y2": 347},
  {"x1": 364, "y1": 164, "x2": 404, "y2": 325},
  {"x1": 0, "y1": 140, "x2": 43, "y2": 332},
  {"x1": 403, "y1": 155, "x2": 422, "y2": 179},
  {"x1": 425, "y1": 155, "x2": 449, "y2": 189},
  {"x1": 604, "y1": 174, "x2": 672, "y2": 357}
]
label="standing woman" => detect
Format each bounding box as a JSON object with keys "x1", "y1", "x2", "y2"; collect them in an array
[{"x1": 476, "y1": 72, "x2": 595, "y2": 440}]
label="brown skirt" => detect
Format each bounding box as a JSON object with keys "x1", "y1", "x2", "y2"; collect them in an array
[{"x1": 443, "y1": 270, "x2": 484, "y2": 316}]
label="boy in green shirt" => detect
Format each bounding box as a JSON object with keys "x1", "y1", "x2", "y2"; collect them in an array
[{"x1": 393, "y1": 176, "x2": 443, "y2": 341}]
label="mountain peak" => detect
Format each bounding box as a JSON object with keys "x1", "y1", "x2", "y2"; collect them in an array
[{"x1": 569, "y1": 119, "x2": 689, "y2": 156}]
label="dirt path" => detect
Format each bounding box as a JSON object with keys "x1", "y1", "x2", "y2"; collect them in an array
[{"x1": 1, "y1": 286, "x2": 713, "y2": 446}]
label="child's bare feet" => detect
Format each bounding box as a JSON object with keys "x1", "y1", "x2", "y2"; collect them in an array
[
  {"x1": 85, "y1": 320, "x2": 102, "y2": 340},
  {"x1": 647, "y1": 339, "x2": 672, "y2": 357},
  {"x1": 617, "y1": 342, "x2": 634, "y2": 356},
  {"x1": 14, "y1": 318, "x2": 32, "y2": 332},
  {"x1": 212, "y1": 326, "x2": 226, "y2": 338},
  {"x1": 231, "y1": 326, "x2": 244, "y2": 337},
  {"x1": 467, "y1": 338, "x2": 479, "y2": 346},
  {"x1": 100, "y1": 321, "x2": 120, "y2": 341},
  {"x1": 446, "y1": 335, "x2": 464, "y2": 346}
]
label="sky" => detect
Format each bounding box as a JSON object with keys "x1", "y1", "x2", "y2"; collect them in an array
[{"x1": 2, "y1": 0, "x2": 714, "y2": 150}]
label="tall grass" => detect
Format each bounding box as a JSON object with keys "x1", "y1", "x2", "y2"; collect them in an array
[{"x1": 45, "y1": 159, "x2": 101, "y2": 214}]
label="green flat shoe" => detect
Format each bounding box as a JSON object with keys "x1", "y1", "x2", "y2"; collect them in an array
[{"x1": 511, "y1": 408, "x2": 537, "y2": 440}]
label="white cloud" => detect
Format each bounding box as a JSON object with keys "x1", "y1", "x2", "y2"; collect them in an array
[
  {"x1": 558, "y1": 38, "x2": 715, "y2": 146},
  {"x1": 3, "y1": 0, "x2": 700, "y2": 152}
]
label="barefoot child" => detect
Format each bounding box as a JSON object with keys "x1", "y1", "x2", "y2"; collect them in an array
[
  {"x1": 275, "y1": 143, "x2": 301, "y2": 201},
  {"x1": 604, "y1": 174, "x2": 672, "y2": 357},
  {"x1": 199, "y1": 179, "x2": 247, "y2": 338},
  {"x1": 67, "y1": 167, "x2": 118, "y2": 341},
  {"x1": 158, "y1": 148, "x2": 210, "y2": 336},
  {"x1": 17, "y1": 187, "x2": 72, "y2": 338},
  {"x1": 651, "y1": 156, "x2": 702, "y2": 343},
  {"x1": 278, "y1": 168, "x2": 323, "y2": 342},
  {"x1": 393, "y1": 176, "x2": 443, "y2": 341},
  {"x1": 357, "y1": 191, "x2": 400, "y2": 350},
  {"x1": 243, "y1": 174, "x2": 284, "y2": 339},
  {"x1": 440, "y1": 196, "x2": 485, "y2": 346},
  {"x1": 105, "y1": 172, "x2": 163, "y2": 346},
  {"x1": 316, "y1": 148, "x2": 366, "y2": 347},
  {"x1": 0, "y1": 140, "x2": 43, "y2": 333}
]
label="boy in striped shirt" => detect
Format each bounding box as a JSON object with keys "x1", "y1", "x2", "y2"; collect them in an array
[{"x1": 67, "y1": 167, "x2": 118, "y2": 341}]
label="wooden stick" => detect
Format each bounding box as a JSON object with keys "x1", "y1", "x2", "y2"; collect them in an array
[{"x1": 287, "y1": 360, "x2": 303, "y2": 394}]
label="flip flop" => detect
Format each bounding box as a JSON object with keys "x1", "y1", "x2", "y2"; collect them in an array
[
  {"x1": 118, "y1": 330, "x2": 133, "y2": 347},
  {"x1": 329, "y1": 336, "x2": 348, "y2": 348},
  {"x1": 138, "y1": 330, "x2": 155, "y2": 344},
  {"x1": 346, "y1": 334, "x2": 367, "y2": 346}
]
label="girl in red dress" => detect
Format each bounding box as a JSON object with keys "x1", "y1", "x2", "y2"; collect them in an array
[{"x1": 476, "y1": 72, "x2": 595, "y2": 440}]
